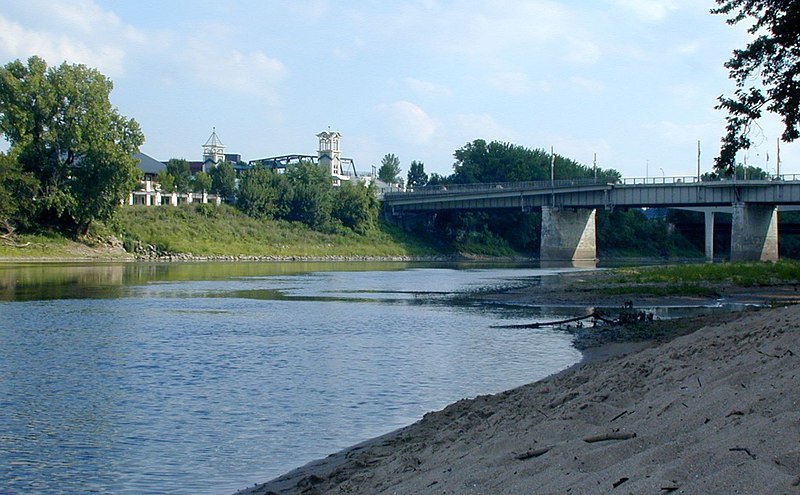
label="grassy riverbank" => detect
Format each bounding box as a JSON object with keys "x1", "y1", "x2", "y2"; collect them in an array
[{"x1": 0, "y1": 204, "x2": 444, "y2": 260}]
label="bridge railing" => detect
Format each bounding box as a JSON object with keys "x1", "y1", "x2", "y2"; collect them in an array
[
  {"x1": 385, "y1": 173, "x2": 800, "y2": 198},
  {"x1": 390, "y1": 177, "x2": 610, "y2": 197}
]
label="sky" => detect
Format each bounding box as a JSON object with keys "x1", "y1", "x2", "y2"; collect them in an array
[{"x1": 1, "y1": 0, "x2": 797, "y2": 179}]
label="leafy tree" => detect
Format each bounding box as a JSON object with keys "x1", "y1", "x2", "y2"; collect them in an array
[
  {"x1": 712, "y1": 1, "x2": 800, "y2": 173},
  {"x1": 427, "y1": 173, "x2": 447, "y2": 186},
  {"x1": 378, "y1": 153, "x2": 401, "y2": 184},
  {"x1": 332, "y1": 180, "x2": 379, "y2": 233},
  {"x1": 165, "y1": 158, "x2": 192, "y2": 193},
  {"x1": 237, "y1": 165, "x2": 292, "y2": 219},
  {"x1": 158, "y1": 172, "x2": 175, "y2": 195},
  {"x1": 0, "y1": 56, "x2": 144, "y2": 234},
  {"x1": 209, "y1": 160, "x2": 236, "y2": 198},
  {"x1": 452, "y1": 139, "x2": 619, "y2": 184},
  {"x1": 193, "y1": 171, "x2": 212, "y2": 193},
  {"x1": 286, "y1": 161, "x2": 333, "y2": 230},
  {"x1": 0, "y1": 153, "x2": 36, "y2": 233},
  {"x1": 406, "y1": 160, "x2": 428, "y2": 188}
]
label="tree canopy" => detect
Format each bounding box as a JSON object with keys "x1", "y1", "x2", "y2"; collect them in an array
[
  {"x1": 406, "y1": 160, "x2": 428, "y2": 188},
  {"x1": 451, "y1": 139, "x2": 619, "y2": 184},
  {"x1": 712, "y1": 0, "x2": 800, "y2": 173},
  {"x1": 0, "y1": 56, "x2": 143, "y2": 234},
  {"x1": 165, "y1": 158, "x2": 192, "y2": 193},
  {"x1": 209, "y1": 160, "x2": 236, "y2": 199},
  {"x1": 378, "y1": 153, "x2": 401, "y2": 184}
]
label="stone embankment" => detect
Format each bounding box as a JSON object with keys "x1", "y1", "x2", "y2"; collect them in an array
[{"x1": 132, "y1": 243, "x2": 463, "y2": 262}]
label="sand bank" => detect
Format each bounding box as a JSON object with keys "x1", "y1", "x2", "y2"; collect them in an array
[{"x1": 238, "y1": 304, "x2": 800, "y2": 494}]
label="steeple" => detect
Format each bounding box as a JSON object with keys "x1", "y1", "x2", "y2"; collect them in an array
[
  {"x1": 317, "y1": 129, "x2": 342, "y2": 178},
  {"x1": 203, "y1": 127, "x2": 226, "y2": 164}
]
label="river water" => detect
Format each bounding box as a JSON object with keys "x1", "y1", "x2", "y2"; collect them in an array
[{"x1": 0, "y1": 262, "x2": 586, "y2": 494}]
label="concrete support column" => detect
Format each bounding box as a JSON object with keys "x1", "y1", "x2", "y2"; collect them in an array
[
  {"x1": 540, "y1": 206, "x2": 597, "y2": 262},
  {"x1": 704, "y1": 210, "x2": 715, "y2": 262},
  {"x1": 730, "y1": 203, "x2": 778, "y2": 262}
]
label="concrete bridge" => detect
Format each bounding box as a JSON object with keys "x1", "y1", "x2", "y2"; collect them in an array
[{"x1": 382, "y1": 175, "x2": 800, "y2": 263}]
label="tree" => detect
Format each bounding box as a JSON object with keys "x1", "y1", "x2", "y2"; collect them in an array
[
  {"x1": 286, "y1": 161, "x2": 333, "y2": 230},
  {"x1": 712, "y1": 1, "x2": 800, "y2": 173},
  {"x1": 452, "y1": 139, "x2": 618, "y2": 184},
  {"x1": 0, "y1": 56, "x2": 143, "y2": 234},
  {"x1": 158, "y1": 172, "x2": 175, "y2": 195},
  {"x1": 378, "y1": 153, "x2": 401, "y2": 184},
  {"x1": 406, "y1": 160, "x2": 428, "y2": 189},
  {"x1": 237, "y1": 165, "x2": 292, "y2": 219},
  {"x1": 193, "y1": 171, "x2": 212, "y2": 193},
  {"x1": 165, "y1": 158, "x2": 192, "y2": 193},
  {"x1": 332, "y1": 180, "x2": 379, "y2": 234},
  {"x1": 0, "y1": 153, "x2": 36, "y2": 233},
  {"x1": 209, "y1": 160, "x2": 236, "y2": 199}
]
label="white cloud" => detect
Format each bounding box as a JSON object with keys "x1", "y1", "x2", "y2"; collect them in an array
[
  {"x1": 377, "y1": 101, "x2": 438, "y2": 145},
  {"x1": 182, "y1": 42, "x2": 287, "y2": 102},
  {"x1": 405, "y1": 77, "x2": 452, "y2": 97},
  {"x1": 0, "y1": 11, "x2": 129, "y2": 76}
]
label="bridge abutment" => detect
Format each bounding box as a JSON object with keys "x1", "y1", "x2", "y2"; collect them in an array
[
  {"x1": 540, "y1": 206, "x2": 597, "y2": 262},
  {"x1": 730, "y1": 203, "x2": 778, "y2": 262}
]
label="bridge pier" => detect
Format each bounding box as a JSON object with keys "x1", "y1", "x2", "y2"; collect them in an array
[
  {"x1": 540, "y1": 206, "x2": 597, "y2": 263},
  {"x1": 730, "y1": 203, "x2": 778, "y2": 262},
  {"x1": 704, "y1": 210, "x2": 715, "y2": 262}
]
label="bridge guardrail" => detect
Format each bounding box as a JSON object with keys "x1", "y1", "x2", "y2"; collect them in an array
[{"x1": 385, "y1": 173, "x2": 800, "y2": 198}]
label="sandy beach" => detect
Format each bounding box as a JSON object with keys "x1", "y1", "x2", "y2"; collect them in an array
[{"x1": 238, "y1": 301, "x2": 800, "y2": 494}]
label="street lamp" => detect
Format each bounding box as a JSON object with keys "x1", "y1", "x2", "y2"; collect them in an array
[{"x1": 659, "y1": 167, "x2": 665, "y2": 183}]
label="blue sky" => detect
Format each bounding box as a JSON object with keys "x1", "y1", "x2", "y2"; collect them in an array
[{"x1": 1, "y1": 0, "x2": 797, "y2": 179}]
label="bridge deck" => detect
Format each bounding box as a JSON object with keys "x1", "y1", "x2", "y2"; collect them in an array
[{"x1": 383, "y1": 175, "x2": 800, "y2": 212}]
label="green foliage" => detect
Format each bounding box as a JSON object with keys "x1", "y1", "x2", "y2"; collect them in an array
[
  {"x1": 286, "y1": 161, "x2": 334, "y2": 230},
  {"x1": 0, "y1": 56, "x2": 143, "y2": 235},
  {"x1": 597, "y1": 209, "x2": 699, "y2": 257},
  {"x1": 165, "y1": 158, "x2": 191, "y2": 193},
  {"x1": 613, "y1": 260, "x2": 800, "y2": 287},
  {"x1": 209, "y1": 160, "x2": 236, "y2": 198},
  {"x1": 406, "y1": 160, "x2": 428, "y2": 188},
  {"x1": 193, "y1": 171, "x2": 212, "y2": 193},
  {"x1": 237, "y1": 165, "x2": 292, "y2": 219},
  {"x1": 114, "y1": 203, "x2": 438, "y2": 257},
  {"x1": 451, "y1": 139, "x2": 619, "y2": 184},
  {"x1": 0, "y1": 153, "x2": 36, "y2": 232},
  {"x1": 378, "y1": 153, "x2": 401, "y2": 184},
  {"x1": 712, "y1": 1, "x2": 800, "y2": 173},
  {"x1": 332, "y1": 180, "x2": 379, "y2": 234},
  {"x1": 158, "y1": 172, "x2": 175, "y2": 194}
]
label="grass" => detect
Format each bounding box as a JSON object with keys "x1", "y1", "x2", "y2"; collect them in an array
[
  {"x1": 113, "y1": 204, "x2": 441, "y2": 258},
  {"x1": 0, "y1": 232, "x2": 109, "y2": 259},
  {"x1": 610, "y1": 260, "x2": 800, "y2": 287},
  {"x1": 594, "y1": 283, "x2": 720, "y2": 298}
]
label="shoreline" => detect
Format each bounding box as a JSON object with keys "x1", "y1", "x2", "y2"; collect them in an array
[{"x1": 236, "y1": 302, "x2": 800, "y2": 495}]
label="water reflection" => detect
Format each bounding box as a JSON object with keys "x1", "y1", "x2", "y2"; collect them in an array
[{"x1": 0, "y1": 262, "x2": 584, "y2": 495}]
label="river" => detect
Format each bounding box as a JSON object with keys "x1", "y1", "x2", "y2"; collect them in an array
[{"x1": 0, "y1": 262, "x2": 586, "y2": 494}]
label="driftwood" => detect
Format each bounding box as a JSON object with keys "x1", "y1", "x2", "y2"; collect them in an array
[
  {"x1": 491, "y1": 311, "x2": 613, "y2": 329},
  {"x1": 583, "y1": 432, "x2": 637, "y2": 443},
  {"x1": 514, "y1": 447, "x2": 551, "y2": 460}
]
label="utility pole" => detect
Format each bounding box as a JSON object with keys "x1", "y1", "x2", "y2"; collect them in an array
[
  {"x1": 777, "y1": 138, "x2": 781, "y2": 178},
  {"x1": 550, "y1": 146, "x2": 555, "y2": 206},
  {"x1": 593, "y1": 153, "x2": 597, "y2": 182},
  {"x1": 697, "y1": 140, "x2": 701, "y2": 182}
]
